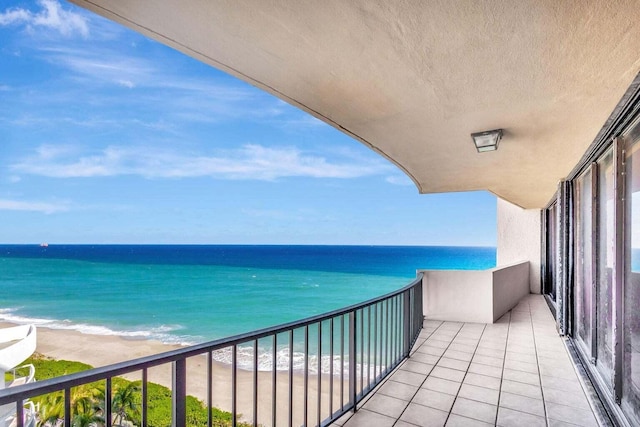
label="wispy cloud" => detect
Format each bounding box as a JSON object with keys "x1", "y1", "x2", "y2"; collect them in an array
[
  {"x1": 272, "y1": 114, "x2": 327, "y2": 131},
  {"x1": 0, "y1": 198, "x2": 68, "y2": 214},
  {"x1": 242, "y1": 208, "x2": 337, "y2": 223},
  {"x1": 1, "y1": 5, "x2": 287, "y2": 128},
  {"x1": 27, "y1": 45, "x2": 271, "y2": 124},
  {"x1": 38, "y1": 45, "x2": 255, "y2": 99},
  {"x1": 11, "y1": 144, "x2": 392, "y2": 181},
  {"x1": 4, "y1": 114, "x2": 176, "y2": 133},
  {"x1": 386, "y1": 175, "x2": 414, "y2": 186},
  {"x1": 39, "y1": 46, "x2": 154, "y2": 88},
  {"x1": 0, "y1": 0, "x2": 89, "y2": 38},
  {"x1": 117, "y1": 79, "x2": 135, "y2": 89}
]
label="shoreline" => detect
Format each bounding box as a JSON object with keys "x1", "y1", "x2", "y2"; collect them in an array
[
  {"x1": 0, "y1": 322, "x2": 186, "y2": 366},
  {"x1": 2, "y1": 322, "x2": 345, "y2": 426}
]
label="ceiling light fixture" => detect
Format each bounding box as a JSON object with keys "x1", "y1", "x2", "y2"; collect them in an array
[{"x1": 471, "y1": 129, "x2": 503, "y2": 153}]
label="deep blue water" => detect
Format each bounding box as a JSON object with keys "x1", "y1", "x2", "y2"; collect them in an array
[
  {"x1": 0, "y1": 244, "x2": 495, "y2": 276},
  {"x1": 0, "y1": 245, "x2": 495, "y2": 345}
]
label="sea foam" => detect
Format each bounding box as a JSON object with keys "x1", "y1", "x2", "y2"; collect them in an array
[{"x1": 0, "y1": 308, "x2": 198, "y2": 346}]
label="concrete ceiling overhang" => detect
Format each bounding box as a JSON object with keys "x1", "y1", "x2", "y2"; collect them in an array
[{"x1": 69, "y1": 0, "x2": 640, "y2": 208}]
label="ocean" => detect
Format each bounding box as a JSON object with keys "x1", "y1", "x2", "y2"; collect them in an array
[{"x1": 0, "y1": 245, "x2": 495, "y2": 347}]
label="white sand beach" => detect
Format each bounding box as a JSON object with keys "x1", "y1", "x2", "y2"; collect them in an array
[{"x1": 1, "y1": 322, "x2": 347, "y2": 426}]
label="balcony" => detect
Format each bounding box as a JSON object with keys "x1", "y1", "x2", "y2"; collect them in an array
[
  {"x1": 336, "y1": 294, "x2": 604, "y2": 427},
  {"x1": 0, "y1": 273, "x2": 608, "y2": 427}
]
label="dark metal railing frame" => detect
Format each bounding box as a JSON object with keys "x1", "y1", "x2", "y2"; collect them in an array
[{"x1": 1, "y1": 274, "x2": 423, "y2": 427}]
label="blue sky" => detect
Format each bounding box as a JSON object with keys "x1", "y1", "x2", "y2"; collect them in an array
[{"x1": 0, "y1": 0, "x2": 496, "y2": 246}]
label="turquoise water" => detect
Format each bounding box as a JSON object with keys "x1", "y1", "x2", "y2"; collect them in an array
[{"x1": 0, "y1": 245, "x2": 496, "y2": 345}]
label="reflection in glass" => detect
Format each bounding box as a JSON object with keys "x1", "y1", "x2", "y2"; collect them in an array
[
  {"x1": 547, "y1": 203, "x2": 558, "y2": 300},
  {"x1": 623, "y1": 128, "x2": 640, "y2": 424},
  {"x1": 575, "y1": 169, "x2": 592, "y2": 355},
  {"x1": 596, "y1": 149, "x2": 614, "y2": 389}
]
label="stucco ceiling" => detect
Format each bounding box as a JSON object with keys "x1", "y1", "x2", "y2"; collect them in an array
[{"x1": 70, "y1": 0, "x2": 640, "y2": 208}]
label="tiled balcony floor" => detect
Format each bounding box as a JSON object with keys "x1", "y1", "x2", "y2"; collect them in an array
[{"x1": 334, "y1": 294, "x2": 601, "y2": 427}]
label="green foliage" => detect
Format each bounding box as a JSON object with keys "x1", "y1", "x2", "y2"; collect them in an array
[
  {"x1": 111, "y1": 381, "x2": 140, "y2": 426},
  {"x1": 4, "y1": 354, "x2": 90, "y2": 384},
  {"x1": 19, "y1": 354, "x2": 252, "y2": 427},
  {"x1": 22, "y1": 353, "x2": 93, "y2": 380},
  {"x1": 126, "y1": 382, "x2": 244, "y2": 427}
]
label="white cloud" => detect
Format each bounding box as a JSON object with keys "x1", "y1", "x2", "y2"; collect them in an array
[
  {"x1": 37, "y1": 46, "x2": 259, "y2": 114},
  {"x1": 242, "y1": 208, "x2": 337, "y2": 223},
  {"x1": 11, "y1": 144, "x2": 392, "y2": 181},
  {"x1": 34, "y1": 144, "x2": 78, "y2": 160},
  {"x1": 40, "y1": 46, "x2": 153, "y2": 87},
  {"x1": 0, "y1": 199, "x2": 68, "y2": 214},
  {"x1": 386, "y1": 175, "x2": 414, "y2": 186},
  {"x1": 274, "y1": 114, "x2": 326, "y2": 130},
  {"x1": 0, "y1": 0, "x2": 89, "y2": 37},
  {"x1": 0, "y1": 8, "x2": 30, "y2": 25},
  {"x1": 117, "y1": 80, "x2": 135, "y2": 89}
]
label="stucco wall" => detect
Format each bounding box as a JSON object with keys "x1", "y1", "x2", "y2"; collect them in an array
[
  {"x1": 492, "y1": 262, "x2": 530, "y2": 321},
  {"x1": 421, "y1": 262, "x2": 530, "y2": 323},
  {"x1": 421, "y1": 270, "x2": 494, "y2": 323},
  {"x1": 496, "y1": 198, "x2": 542, "y2": 293}
]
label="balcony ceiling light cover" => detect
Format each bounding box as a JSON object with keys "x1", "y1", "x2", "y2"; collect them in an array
[{"x1": 471, "y1": 129, "x2": 503, "y2": 153}]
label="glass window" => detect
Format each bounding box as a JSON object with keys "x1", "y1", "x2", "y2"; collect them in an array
[
  {"x1": 597, "y1": 148, "x2": 614, "y2": 389},
  {"x1": 622, "y1": 121, "x2": 640, "y2": 424},
  {"x1": 547, "y1": 202, "x2": 558, "y2": 300},
  {"x1": 575, "y1": 168, "x2": 593, "y2": 355}
]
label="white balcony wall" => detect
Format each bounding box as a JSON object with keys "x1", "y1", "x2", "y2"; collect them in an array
[
  {"x1": 421, "y1": 262, "x2": 530, "y2": 323},
  {"x1": 497, "y1": 197, "x2": 542, "y2": 293}
]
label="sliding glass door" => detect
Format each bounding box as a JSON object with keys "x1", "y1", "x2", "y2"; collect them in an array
[
  {"x1": 623, "y1": 119, "x2": 640, "y2": 424},
  {"x1": 596, "y1": 148, "x2": 615, "y2": 389},
  {"x1": 569, "y1": 118, "x2": 640, "y2": 424},
  {"x1": 546, "y1": 201, "x2": 558, "y2": 301},
  {"x1": 574, "y1": 168, "x2": 594, "y2": 358}
]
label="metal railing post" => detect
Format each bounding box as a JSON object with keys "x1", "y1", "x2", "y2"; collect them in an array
[
  {"x1": 64, "y1": 387, "x2": 71, "y2": 427},
  {"x1": 253, "y1": 340, "x2": 258, "y2": 427},
  {"x1": 16, "y1": 400, "x2": 23, "y2": 427},
  {"x1": 349, "y1": 311, "x2": 357, "y2": 412},
  {"x1": 418, "y1": 282, "x2": 424, "y2": 333},
  {"x1": 340, "y1": 316, "x2": 345, "y2": 411},
  {"x1": 329, "y1": 318, "x2": 334, "y2": 416},
  {"x1": 207, "y1": 352, "x2": 212, "y2": 427},
  {"x1": 232, "y1": 345, "x2": 238, "y2": 426},
  {"x1": 304, "y1": 326, "x2": 309, "y2": 427},
  {"x1": 317, "y1": 322, "x2": 322, "y2": 427},
  {"x1": 142, "y1": 368, "x2": 148, "y2": 427},
  {"x1": 403, "y1": 290, "x2": 411, "y2": 357},
  {"x1": 105, "y1": 377, "x2": 112, "y2": 427},
  {"x1": 172, "y1": 359, "x2": 186, "y2": 427},
  {"x1": 272, "y1": 335, "x2": 277, "y2": 427},
  {"x1": 288, "y1": 330, "x2": 293, "y2": 427}
]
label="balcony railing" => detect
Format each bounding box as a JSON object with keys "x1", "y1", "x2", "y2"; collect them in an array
[{"x1": 0, "y1": 274, "x2": 423, "y2": 427}]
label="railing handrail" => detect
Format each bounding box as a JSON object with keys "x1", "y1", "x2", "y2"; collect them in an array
[
  {"x1": 9, "y1": 364, "x2": 35, "y2": 386},
  {"x1": 0, "y1": 273, "x2": 424, "y2": 427}
]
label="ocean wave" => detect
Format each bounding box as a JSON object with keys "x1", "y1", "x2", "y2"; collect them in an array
[
  {"x1": 1, "y1": 309, "x2": 383, "y2": 376},
  {"x1": 0, "y1": 308, "x2": 198, "y2": 346},
  {"x1": 210, "y1": 345, "x2": 380, "y2": 377}
]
